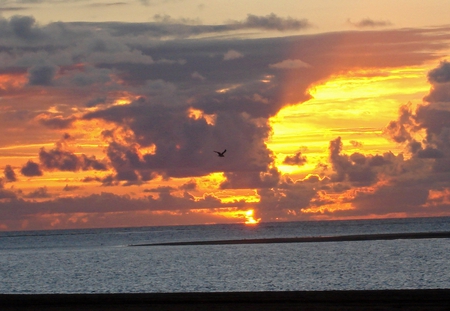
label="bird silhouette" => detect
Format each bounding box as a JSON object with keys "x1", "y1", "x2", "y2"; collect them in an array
[{"x1": 214, "y1": 149, "x2": 226, "y2": 157}]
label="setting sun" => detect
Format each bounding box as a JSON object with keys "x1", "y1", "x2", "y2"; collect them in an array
[{"x1": 245, "y1": 210, "x2": 260, "y2": 225}]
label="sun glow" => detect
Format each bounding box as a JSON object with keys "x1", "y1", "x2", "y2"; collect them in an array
[
  {"x1": 244, "y1": 209, "x2": 260, "y2": 225},
  {"x1": 268, "y1": 66, "x2": 431, "y2": 171}
]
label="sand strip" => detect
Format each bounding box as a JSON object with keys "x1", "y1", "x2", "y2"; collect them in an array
[
  {"x1": 2, "y1": 289, "x2": 450, "y2": 311},
  {"x1": 129, "y1": 231, "x2": 450, "y2": 247}
]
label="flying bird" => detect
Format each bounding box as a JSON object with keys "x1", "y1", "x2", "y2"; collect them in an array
[{"x1": 214, "y1": 149, "x2": 226, "y2": 157}]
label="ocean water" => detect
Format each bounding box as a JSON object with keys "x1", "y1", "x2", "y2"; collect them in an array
[{"x1": 0, "y1": 217, "x2": 449, "y2": 293}]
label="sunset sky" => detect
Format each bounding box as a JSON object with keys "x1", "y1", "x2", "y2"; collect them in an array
[{"x1": 1, "y1": 0, "x2": 450, "y2": 231}]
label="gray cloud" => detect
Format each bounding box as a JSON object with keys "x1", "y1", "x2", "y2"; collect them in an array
[
  {"x1": 24, "y1": 186, "x2": 51, "y2": 199},
  {"x1": 21, "y1": 160, "x2": 43, "y2": 176},
  {"x1": 235, "y1": 13, "x2": 311, "y2": 31},
  {"x1": 0, "y1": 189, "x2": 17, "y2": 199},
  {"x1": 428, "y1": 60, "x2": 450, "y2": 84},
  {"x1": 0, "y1": 191, "x2": 247, "y2": 230},
  {"x1": 39, "y1": 147, "x2": 108, "y2": 172},
  {"x1": 4, "y1": 165, "x2": 17, "y2": 182},
  {"x1": 38, "y1": 115, "x2": 76, "y2": 129},
  {"x1": 27, "y1": 64, "x2": 58, "y2": 85},
  {"x1": 348, "y1": 18, "x2": 392, "y2": 28}
]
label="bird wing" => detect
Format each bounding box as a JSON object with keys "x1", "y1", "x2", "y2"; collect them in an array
[{"x1": 222, "y1": 149, "x2": 227, "y2": 154}]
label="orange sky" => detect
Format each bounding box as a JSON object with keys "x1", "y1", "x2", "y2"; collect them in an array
[{"x1": 1, "y1": 2, "x2": 450, "y2": 231}]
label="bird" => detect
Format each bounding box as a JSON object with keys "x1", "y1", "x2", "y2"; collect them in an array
[{"x1": 214, "y1": 149, "x2": 226, "y2": 157}]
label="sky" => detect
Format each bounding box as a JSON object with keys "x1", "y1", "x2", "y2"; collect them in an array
[{"x1": 1, "y1": 0, "x2": 450, "y2": 231}]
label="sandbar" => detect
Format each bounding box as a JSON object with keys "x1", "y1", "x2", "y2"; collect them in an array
[{"x1": 129, "y1": 231, "x2": 450, "y2": 247}]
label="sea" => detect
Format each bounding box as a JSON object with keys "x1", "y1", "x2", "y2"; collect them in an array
[{"x1": 1, "y1": 217, "x2": 449, "y2": 294}]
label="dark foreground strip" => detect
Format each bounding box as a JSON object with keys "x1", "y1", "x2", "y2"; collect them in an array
[
  {"x1": 129, "y1": 231, "x2": 450, "y2": 247},
  {"x1": 2, "y1": 290, "x2": 450, "y2": 311}
]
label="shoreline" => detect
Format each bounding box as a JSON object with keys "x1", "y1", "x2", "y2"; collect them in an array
[
  {"x1": 2, "y1": 289, "x2": 450, "y2": 310},
  {"x1": 129, "y1": 231, "x2": 450, "y2": 247}
]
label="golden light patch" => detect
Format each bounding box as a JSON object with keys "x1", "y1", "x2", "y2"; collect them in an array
[
  {"x1": 244, "y1": 209, "x2": 261, "y2": 224},
  {"x1": 425, "y1": 189, "x2": 450, "y2": 207},
  {"x1": 187, "y1": 107, "x2": 216, "y2": 125},
  {"x1": 218, "y1": 189, "x2": 259, "y2": 203},
  {"x1": 216, "y1": 84, "x2": 241, "y2": 93},
  {"x1": 205, "y1": 208, "x2": 259, "y2": 224},
  {"x1": 0, "y1": 73, "x2": 27, "y2": 90},
  {"x1": 268, "y1": 66, "x2": 431, "y2": 174}
]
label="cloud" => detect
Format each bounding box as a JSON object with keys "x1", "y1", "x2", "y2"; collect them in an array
[
  {"x1": 27, "y1": 64, "x2": 58, "y2": 85},
  {"x1": 4, "y1": 165, "x2": 17, "y2": 182},
  {"x1": 0, "y1": 189, "x2": 17, "y2": 199},
  {"x1": 179, "y1": 180, "x2": 197, "y2": 191},
  {"x1": 283, "y1": 151, "x2": 307, "y2": 166},
  {"x1": 37, "y1": 114, "x2": 76, "y2": 129},
  {"x1": 153, "y1": 14, "x2": 201, "y2": 25},
  {"x1": 2, "y1": 15, "x2": 450, "y2": 228},
  {"x1": 89, "y1": 2, "x2": 127, "y2": 7},
  {"x1": 191, "y1": 71, "x2": 205, "y2": 81},
  {"x1": 0, "y1": 191, "x2": 247, "y2": 230},
  {"x1": 0, "y1": 7, "x2": 27, "y2": 12},
  {"x1": 223, "y1": 49, "x2": 244, "y2": 61},
  {"x1": 39, "y1": 147, "x2": 108, "y2": 172},
  {"x1": 328, "y1": 137, "x2": 391, "y2": 185},
  {"x1": 428, "y1": 60, "x2": 450, "y2": 84},
  {"x1": 63, "y1": 184, "x2": 80, "y2": 191},
  {"x1": 350, "y1": 140, "x2": 363, "y2": 148},
  {"x1": 269, "y1": 59, "x2": 310, "y2": 69},
  {"x1": 3, "y1": 15, "x2": 44, "y2": 41},
  {"x1": 235, "y1": 13, "x2": 311, "y2": 31},
  {"x1": 347, "y1": 18, "x2": 392, "y2": 28},
  {"x1": 21, "y1": 160, "x2": 43, "y2": 177},
  {"x1": 24, "y1": 186, "x2": 52, "y2": 199}
]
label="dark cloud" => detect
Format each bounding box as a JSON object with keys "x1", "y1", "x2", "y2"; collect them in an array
[
  {"x1": 4, "y1": 15, "x2": 44, "y2": 40},
  {"x1": 21, "y1": 160, "x2": 43, "y2": 176},
  {"x1": 24, "y1": 186, "x2": 51, "y2": 199},
  {"x1": 179, "y1": 180, "x2": 197, "y2": 191},
  {"x1": 85, "y1": 97, "x2": 107, "y2": 107},
  {"x1": 256, "y1": 179, "x2": 320, "y2": 221},
  {"x1": 27, "y1": 64, "x2": 58, "y2": 85},
  {"x1": 38, "y1": 115, "x2": 76, "y2": 129},
  {"x1": 4, "y1": 165, "x2": 17, "y2": 182},
  {"x1": 39, "y1": 147, "x2": 108, "y2": 172},
  {"x1": 428, "y1": 61, "x2": 450, "y2": 84},
  {"x1": 143, "y1": 186, "x2": 176, "y2": 193},
  {"x1": 283, "y1": 151, "x2": 307, "y2": 166},
  {"x1": 63, "y1": 184, "x2": 80, "y2": 191},
  {"x1": 328, "y1": 137, "x2": 389, "y2": 186},
  {"x1": 345, "y1": 183, "x2": 431, "y2": 217},
  {"x1": 0, "y1": 189, "x2": 17, "y2": 199},
  {"x1": 220, "y1": 168, "x2": 280, "y2": 189},
  {"x1": 0, "y1": 191, "x2": 247, "y2": 230}
]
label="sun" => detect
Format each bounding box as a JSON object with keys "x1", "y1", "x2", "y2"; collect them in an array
[{"x1": 244, "y1": 209, "x2": 260, "y2": 225}]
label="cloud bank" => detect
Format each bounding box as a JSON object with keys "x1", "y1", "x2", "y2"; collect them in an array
[{"x1": 0, "y1": 14, "x2": 450, "y2": 230}]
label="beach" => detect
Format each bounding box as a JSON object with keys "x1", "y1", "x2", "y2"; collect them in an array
[{"x1": 2, "y1": 290, "x2": 450, "y2": 310}]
